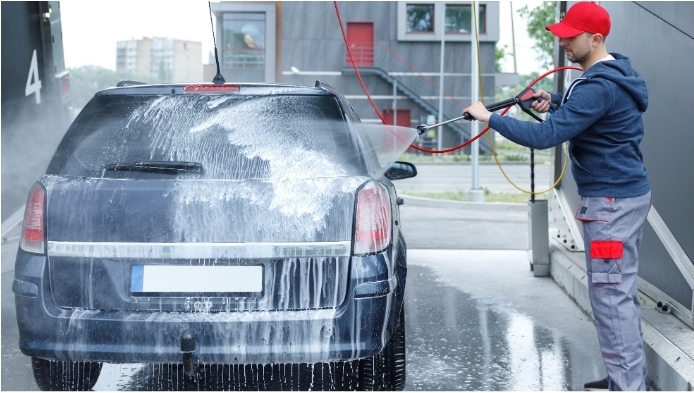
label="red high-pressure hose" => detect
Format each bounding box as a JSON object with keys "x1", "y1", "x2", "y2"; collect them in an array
[{"x1": 333, "y1": 1, "x2": 582, "y2": 154}]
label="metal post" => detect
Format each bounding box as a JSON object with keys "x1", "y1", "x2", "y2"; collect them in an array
[
  {"x1": 393, "y1": 79, "x2": 398, "y2": 147},
  {"x1": 437, "y1": 2, "x2": 445, "y2": 154},
  {"x1": 529, "y1": 198, "x2": 550, "y2": 276},
  {"x1": 530, "y1": 148, "x2": 535, "y2": 202},
  {"x1": 467, "y1": 1, "x2": 484, "y2": 202},
  {"x1": 510, "y1": 2, "x2": 518, "y2": 77},
  {"x1": 510, "y1": 2, "x2": 519, "y2": 118},
  {"x1": 393, "y1": 79, "x2": 397, "y2": 116},
  {"x1": 529, "y1": 139, "x2": 549, "y2": 276}
]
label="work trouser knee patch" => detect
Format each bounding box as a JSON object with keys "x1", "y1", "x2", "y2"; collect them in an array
[{"x1": 590, "y1": 240, "x2": 624, "y2": 284}]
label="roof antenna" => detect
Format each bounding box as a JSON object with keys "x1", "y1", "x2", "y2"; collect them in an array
[{"x1": 208, "y1": 2, "x2": 226, "y2": 84}]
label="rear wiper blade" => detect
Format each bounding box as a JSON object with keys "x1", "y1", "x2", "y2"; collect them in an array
[{"x1": 103, "y1": 161, "x2": 204, "y2": 174}]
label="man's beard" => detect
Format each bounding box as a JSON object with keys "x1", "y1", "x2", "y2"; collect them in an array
[{"x1": 568, "y1": 50, "x2": 590, "y2": 64}]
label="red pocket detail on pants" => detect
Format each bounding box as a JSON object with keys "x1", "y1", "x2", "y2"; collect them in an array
[{"x1": 590, "y1": 240, "x2": 623, "y2": 259}]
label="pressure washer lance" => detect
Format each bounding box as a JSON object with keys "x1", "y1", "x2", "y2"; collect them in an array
[{"x1": 415, "y1": 87, "x2": 558, "y2": 135}]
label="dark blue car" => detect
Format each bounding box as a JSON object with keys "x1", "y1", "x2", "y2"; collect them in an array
[{"x1": 13, "y1": 81, "x2": 416, "y2": 390}]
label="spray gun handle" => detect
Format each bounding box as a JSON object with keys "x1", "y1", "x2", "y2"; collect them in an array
[
  {"x1": 462, "y1": 97, "x2": 516, "y2": 121},
  {"x1": 463, "y1": 98, "x2": 517, "y2": 120},
  {"x1": 534, "y1": 97, "x2": 558, "y2": 111},
  {"x1": 517, "y1": 87, "x2": 558, "y2": 112}
]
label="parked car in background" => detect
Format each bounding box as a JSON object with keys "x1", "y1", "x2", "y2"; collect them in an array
[{"x1": 13, "y1": 81, "x2": 417, "y2": 390}]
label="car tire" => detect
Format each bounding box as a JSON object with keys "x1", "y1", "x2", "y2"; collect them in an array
[
  {"x1": 31, "y1": 357, "x2": 102, "y2": 391},
  {"x1": 383, "y1": 307, "x2": 406, "y2": 391},
  {"x1": 357, "y1": 307, "x2": 406, "y2": 391}
]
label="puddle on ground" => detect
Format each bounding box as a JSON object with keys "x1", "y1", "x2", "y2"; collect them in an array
[{"x1": 404, "y1": 264, "x2": 593, "y2": 391}]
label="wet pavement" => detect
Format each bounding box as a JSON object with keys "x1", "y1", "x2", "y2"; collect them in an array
[{"x1": 402, "y1": 250, "x2": 604, "y2": 391}]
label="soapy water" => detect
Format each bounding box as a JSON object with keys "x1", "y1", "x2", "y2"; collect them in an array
[
  {"x1": 70, "y1": 94, "x2": 419, "y2": 180},
  {"x1": 125, "y1": 94, "x2": 417, "y2": 241},
  {"x1": 52, "y1": 94, "x2": 418, "y2": 244},
  {"x1": 134, "y1": 94, "x2": 419, "y2": 181}
]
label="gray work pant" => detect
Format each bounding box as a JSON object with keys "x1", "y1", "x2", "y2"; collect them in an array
[{"x1": 575, "y1": 191, "x2": 652, "y2": 391}]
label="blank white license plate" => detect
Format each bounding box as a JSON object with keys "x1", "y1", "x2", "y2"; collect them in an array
[{"x1": 131, "y1": 265, "x2": 263, "y2": 295}]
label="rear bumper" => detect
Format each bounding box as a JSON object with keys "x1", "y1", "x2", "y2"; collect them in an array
[{"x1": 13, "y1": 251, "x2": 401, "y2": 364}]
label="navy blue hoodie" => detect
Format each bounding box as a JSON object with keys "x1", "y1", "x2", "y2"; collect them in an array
[{"x1": 488, "y1": 53, "x2": 650, "y2": 198}]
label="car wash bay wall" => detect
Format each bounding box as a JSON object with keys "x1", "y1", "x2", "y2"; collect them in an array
[{"x1": 554, "y1": 1, "x2": 694, "y2": 327}]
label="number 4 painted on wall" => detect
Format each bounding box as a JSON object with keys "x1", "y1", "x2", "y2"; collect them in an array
[{"x1": 25, "y1": 49, "x2": 42, "y2": 105}]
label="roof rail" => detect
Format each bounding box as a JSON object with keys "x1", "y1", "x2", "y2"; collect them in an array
[{"x1": 116, "y1": 80, "x2": 147, "y2": 87}]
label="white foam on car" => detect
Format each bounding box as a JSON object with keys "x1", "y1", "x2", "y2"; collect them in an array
[{"x1": 44, "y1": 94, "x2": 406, "y2": 365}]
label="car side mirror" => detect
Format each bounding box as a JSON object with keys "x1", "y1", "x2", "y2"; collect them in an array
[{"x1": 384, "y1": 161, "x2": 417, "y2": 181}]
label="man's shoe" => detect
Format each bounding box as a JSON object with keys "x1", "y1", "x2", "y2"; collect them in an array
[{"x1": 584, "y1": 377, "x2": 609, "y2": 391}]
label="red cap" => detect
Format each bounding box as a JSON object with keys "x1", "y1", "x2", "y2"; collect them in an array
[{"x1": 546, "y1": 2, "x2": 611, "y2": 38}]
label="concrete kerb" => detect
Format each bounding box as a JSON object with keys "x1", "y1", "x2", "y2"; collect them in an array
[
  {"x1": 398, "y1": 160, "x2": 549, "y2": 166},
  {"x1": 399, "y1": 194, "x2": 527, "y2": 212},
  {"x1": 550, "y1": 238, "x2": 694, "y2": 391},
  {"x1": 401, "y1": 195, "x2": 694, "y2": 391}
]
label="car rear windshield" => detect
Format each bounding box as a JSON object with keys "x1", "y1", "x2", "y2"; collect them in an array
[{"x1": 47, "y1": 94, "x2": 367, "y2": 180}]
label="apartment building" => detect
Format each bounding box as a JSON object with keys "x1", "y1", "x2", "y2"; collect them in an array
[{"x1": 116, "y1": 37, "x2": 203, "y2": 83}]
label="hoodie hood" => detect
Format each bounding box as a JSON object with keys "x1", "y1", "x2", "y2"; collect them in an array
[{"x1": 586, "y1": 53, "x2": 648, "y2": 112}]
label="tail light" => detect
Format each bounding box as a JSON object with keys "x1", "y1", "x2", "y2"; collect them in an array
[
  {"x1": 353, "y1": 181, "x2": 392, "y2": 255},
  {"x1": 20, "y1": 183, "x2": 46, "y2": 255}
]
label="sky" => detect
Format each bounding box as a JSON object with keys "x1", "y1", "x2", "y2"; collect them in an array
[{"x1": 60, "y1": 0, "x2": 546, "y2": 76}]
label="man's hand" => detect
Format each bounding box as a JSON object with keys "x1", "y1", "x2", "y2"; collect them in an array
[
  {"x1": 530, "y1": 89, "x2": 553, "y2": 113},
  {"x1": 462, "y1": 102, "x2": 492, "y2": 123}
]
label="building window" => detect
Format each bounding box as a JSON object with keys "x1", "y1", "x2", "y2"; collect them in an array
[
  {"x1": 445, "y1": 4, "x2": 486, "y2": 34},
  {"x1": 406, "y1": 4, "x2": 434, "y2": 33},
  {"x1": 397, "y1": 2, "x2": 497, "y2": 42},
  {"x1": 222, "y1": 12, "x2": 266, "y2": 71}
]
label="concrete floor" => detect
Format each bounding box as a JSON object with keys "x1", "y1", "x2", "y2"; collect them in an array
[{"x1": 403, "y1": 250, "x2": 604, "y2": 391}]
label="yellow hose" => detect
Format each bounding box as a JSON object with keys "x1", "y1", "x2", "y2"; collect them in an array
[{"x1": 472, "y1": 1, "x2": 568, "y2": 195}]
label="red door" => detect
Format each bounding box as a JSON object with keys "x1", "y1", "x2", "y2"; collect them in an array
[
  {"x1": 346, "y1": 22, "x2": 374, "y2": 66},
  {"x1": 383, "y1": 109, "x2": 411, "y2": 127}
]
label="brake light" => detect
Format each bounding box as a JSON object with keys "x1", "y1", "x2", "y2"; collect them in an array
[
  {"x1": 20, "y1": 183, "x2": 46, "y2": 255},
  {"x1": 353, "y1": 181, "x2": 392, "y2": 255},
  {"x1": 183, "y1": 85, "x2": 240, "y2": 93}
]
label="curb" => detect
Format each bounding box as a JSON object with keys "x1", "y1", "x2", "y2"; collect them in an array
[
  {"x1": 400, "y1": 161, "x2": 548, "y2": 166},
  {"x1": 549, "y1": 239, "x2": 694, "y2": 391},
  {"x1": 643, "y1": 318, "x2": 694, "y2": 390},
  {"x1": 400, "y1": 194, "x2": 527, "y2": 212}
]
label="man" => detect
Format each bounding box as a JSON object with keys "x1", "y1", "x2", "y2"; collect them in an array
[{"x1": 463, "y1": 2, "x2": 651, "y2": 391}]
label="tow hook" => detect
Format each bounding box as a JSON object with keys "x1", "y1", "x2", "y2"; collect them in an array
[{"x1": 181, "y1": 332, "x2": 197, "y2": 377}]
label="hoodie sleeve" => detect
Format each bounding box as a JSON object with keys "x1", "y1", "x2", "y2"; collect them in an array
[{"x1": 488, "y1": 78, "x2": 612, "y2": 149}]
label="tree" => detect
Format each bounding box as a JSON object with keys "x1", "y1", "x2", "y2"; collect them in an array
[
  {"x1": 68, "y1": 66, "x2": 138, "y2": 109},
  {"x1": 495, "y1": 44, "x2": 508, "y2": 73},
  {"x1": 518, "y1": 2, "x2": 557, "y2": 69}
]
